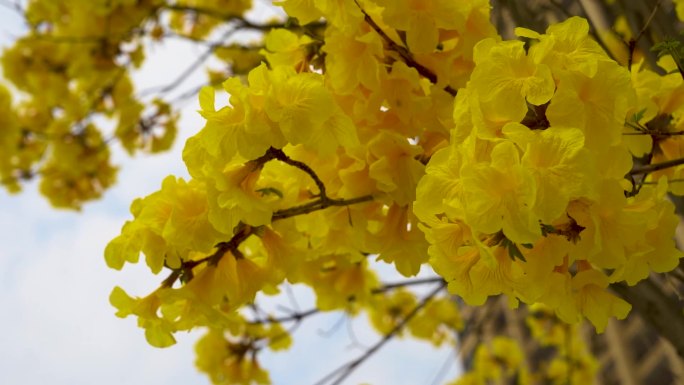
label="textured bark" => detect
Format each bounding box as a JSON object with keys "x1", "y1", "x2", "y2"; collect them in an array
[{"x1": 611, "y1": 278, "x2": 684, "y2": 359}]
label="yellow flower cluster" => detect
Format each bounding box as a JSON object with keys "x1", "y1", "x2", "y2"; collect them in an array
[
  {"x1": 450, "y1": 336, "x2": 529, "y2": 385},
  {"x1": 95, "y1": 0, "x2": 684, "y2": 383},
  {"x1": 105, "y1": 1, "x2": 500, "y2": 381},
  {"x1": 414, "y1": 17, "x2": 681, "y2": 332},
  {"x1": 525, "y1": 305, "x2": 598, "y2": 385},
  {"x1": 0, "y1": 0, "x2": 178, "y2": 208}
]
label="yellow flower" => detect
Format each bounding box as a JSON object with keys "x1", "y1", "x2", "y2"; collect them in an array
[
  {"x1": 503, "y1": 123, "x2": 591, "y2": 223},
  {"x1": 470, "y1": 38, "x2": 555, "y2": 128},
  {"x1": 461, "y1": 140, "x2": 540, "y2": 244},
  {"x1": 207, "y1": 159, "x2": 274, "y2": 234},
  {"x1": 546, "y1": 60, "x2": 635, "y2": 152},
  {"x1": 414, "y1": 144, "x2": 464, "y2": 224},
  {"x1": 516, "y1": 16, "x2": 610, "y2": 77},
  {"x1": 265, "y1": 68, "x2": 360, "y2": 154},
  {"x1": 368, "y1": 204, "x2": 429, "y2": 276},
  {"x1": 618, "y1": 180, "x2": 683, "y2": 284},
  {"x1": 408, "y1": 297, "x2": 463, "y2": 346},
  {"x1": 572, "y1": 268, "x2": 631, "y2": 332},
  {"x1": 431, "y1": 240, "x2": 522, "y2": 306},
  {"x1": 261, "y1": 29, "x2": 314, "y2": 71},
  {"x1": 105, "y1": 176, "x2": 224, "y2": 273},
  {"x1": 566, "y1": 180, "x2": 647, "y2": 270},
  {"x1": 323, "y1": 24, "x2": 384, "y2": 94},
  {"x1": 367, "y1": 130, "x2": 424, "y2": 206},
  {"x1": 377, "y1": 0, "x2": 471, "y2": 54},
  {"x1": 185, "y1": 251, "x2": 267, "y2": 309}
]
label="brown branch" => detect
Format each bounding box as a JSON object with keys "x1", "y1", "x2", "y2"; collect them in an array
[
  {"x1": 268, "y1": 148, "x2": 327, "y2": 197},
  {"x1": 248, "y1": 277, "x2": 446, "y2": 325},
  {"x1": 628, "y1": 156, "x2": 684, "y2": 176},
  {"x1": 164, "y1": 4, "x2": 279, "y2": 30},
  {"x1": 352, "y1": 0, "x2": 457, "y2": 97},
  {"x1": 249, "y1": 308, "x2": 320, "y2": 325},
  {"x1": 623, "y1": 0, "x2": 663, "y2": 71},
  {"x1": 137, "y1": 28, "x2": 235, "y2": 97},
  {"x1": 0, "y1": 0, "x2": 23, "y2": 15},
  {"x1": 163, "y1": 4, "x2": 326, "y2": 31},
  {"x1": 370, "y1": 277, "x2": 445, "y2": 294},
  {"x1": 160, "y1": 147, "x2": 374, "y2": 287},
  {"x1": 623, "y1": 130, "x2": 684, "y2": 136},
  {"x1": 634, "y1": 0, "x2": 662, "y2": 43},
  {"x1": 313, "y1": 281, "x2": 446, "y2": 385},
  {"x1": 271, "y1": 195, "x2": 373, "y2": 221}
]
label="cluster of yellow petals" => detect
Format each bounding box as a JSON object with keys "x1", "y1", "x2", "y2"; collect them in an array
[
  {"x1": 450, "y1": 336, "x2": 528, "y2": 385},
  {"x1": 89, "y1": 0, "x2": 684, "y2": 383},
  {"x1": 103, "y1": 0, "x2": 500, "y2": 382},
  {"x1": 415, "y1": 17, "x2": 682, "y2": 332}
]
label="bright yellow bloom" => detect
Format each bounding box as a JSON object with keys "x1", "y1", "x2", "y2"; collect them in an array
[
  {"x1": 516, "y1": 16, "x2": 610, "y2": 77},
  {"x1": 461, "y1": 141, "x2": 540, "y2": 244},
  {"x1": 546, "y1": 60, "x2": 635, "y2": 152},
  {"x1": 367, "y1": 204, "x2": 429, "y2": 276},
  {"x1": 105, "y1": 176, "x2": 224, "y2": 273},
  {"x1": 262, "y1": 29, "x2": 314, "y2": 71},
  {"x1": 503, "y1": 123, "x2": 591, "y2": 223},
  {"x1": 408, "y1": 296, "x2": 462, "y2": 346},
  {"x1": 470, "y1": 38, "x2": 555, "y2": 127},
  {"x1": 431, "y1": 239, "x2": 523, "y2": 306},
  {"x1": 572, "y1": 268, "x2": 631, "y2": 332},
  {"x1": 367, "y1": 130, "x2": 424, "y2": 205},
  {"x1": 184, "y1": 251, "x2": 267, "y2": 309},
  {"x1": 206, "y1": 159, "x2": 274, "y2": 234}
]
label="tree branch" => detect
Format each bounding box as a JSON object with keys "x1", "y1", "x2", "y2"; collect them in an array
[
  {"x1": 137, "y1": 28, "x2": 234, "y2": 97},
  {"x1": 628, "y1": 156, "x2": 684, "y2": 176},
  {"x1": 313, "y1": 281, "x2": 446, "y2": 385},
  {"x1": 247, "y1": 277, "x2": 446, "y2": 325},
  {"x1": 352, "y1": 0, "x2": 457, "y2": 97},
  {"x1": 161, "y1": 147, "x2": 374, "y2": 287}
]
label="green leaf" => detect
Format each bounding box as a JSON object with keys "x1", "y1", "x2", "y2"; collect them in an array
[
  {"x1": 631, "y1": 108, "x2": 647, "y2": 124},
  {"x1": 256, "y1": 187, "x2": 284, "y2": 198}
]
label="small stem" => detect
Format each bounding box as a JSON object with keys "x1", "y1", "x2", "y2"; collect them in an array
[
  {"x1": 628, "y1": 156, "x2": 684, "y2": 176},
  {"x1": 352, "y1": 0, "x2": 457, "y2": 97},
  {"x1": 271, "y1": 195, "x2": 373, "y2": 221},
  {"x1": 160, "y1": 148, "x2": 374, "y2": 288},
  {"x1": 313, "y1": 282, "x2": 446, "y2": 385},
  {"x1": 267, "y1": 147, "x2": 327, "y2": 198}
]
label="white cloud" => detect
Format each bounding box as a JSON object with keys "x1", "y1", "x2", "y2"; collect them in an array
[{"x1": 0, "y1": 191, "x2": 206, "y2": 385}]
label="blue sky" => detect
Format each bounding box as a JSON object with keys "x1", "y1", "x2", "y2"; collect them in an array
[{"x1": 0, "y1": 4, "x2": 461, "y2": 385}]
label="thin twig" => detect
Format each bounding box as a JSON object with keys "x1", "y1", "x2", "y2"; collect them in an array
[
  {"x1": 634, "y1": 0, "x2": 662, "y2": 43},
  {"x1": 247, "y1": 278, "x2": 447, "y2": 325},
  {"x1": 160, "y1": 147, "x2": 374, "y2": 287},
  {"x1": 628, "y1": 156, "x2": 684, "y2": 176},
  {"x1": 352, "y1": 0, "x2": 457, "y2": 97},
  {"x1": 137, "y1": 28, "x2": 234, "y2": 97},
  {"x1": 268, "y1": 148, "x2": 327, "y2": 197},
  {"x1": 625, "y1": 0, "x2": 663, "y2": 70},
  {"x1": 370, "y1": 277, "x2": 445, "y2": 294},
  {"x1": 623, "y1": 130, "x2": 684, "y2": 136},
  {"x1": 313, "y1": 282, "x2": 446, "y2": 385},
  {"x1": 428, "y1": 346, "x2": 457, "y2": 385},
  {"x1": 163, "y1": 4, "x2": 327, "y2": 31},
  {"x1": 271, "y1": 194, "x2": 374, "y2": 221},
  {"x1": 0, "y1": 0, "x2": 23, "y2": 15}
]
